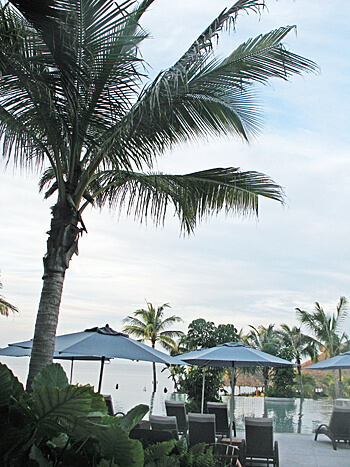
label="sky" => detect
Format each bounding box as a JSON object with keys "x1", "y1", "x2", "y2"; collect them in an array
[{"x1": 1, "y1": 0, "x2": 350, "y2": 355}]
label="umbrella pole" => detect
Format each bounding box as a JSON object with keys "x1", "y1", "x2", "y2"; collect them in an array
[
  {"x1": 201, "y1": 367, "x2": 206, "y2": 414},
  {"x1": 70, "y1": 359, "x2": 74, "y2": 384},
  {"x1": 98, "y1": 356, "x2": 106, "y2": 393},
  {"x1": 230, "y1": 366, "x2": 234, "y2": 443}
]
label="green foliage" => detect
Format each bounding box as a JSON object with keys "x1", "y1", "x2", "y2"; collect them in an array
[
  {"x1": 183, "y1": 319, "x2": 238, "y2": 351},
  {"x1": 180, "y1": 366, "x2": 222, "y2": 412},
  {"x1": 301, "y1": 374, "x2": 317, "y2": 399},
  {"x1": 143, "y1": 439, "x2": 214, "y2": 467},
  {"x1": 179, "y1": 319, "x2": 239, "y2": 410},
  {"x1": 265, "y1": 348, "x2": 296, "y2": 398},
  {"x1": 32, "y1": 362, "x2": 69, "y2": 390},
  {"x1": 0, "y1": 363, "x2": 146, "y2": 466},
  {"x1": 144, "y1": 440, "x2": 177, "y2": 466}
]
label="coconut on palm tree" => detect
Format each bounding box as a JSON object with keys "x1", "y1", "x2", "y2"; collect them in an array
[
  {"x1": 277, "y1": 324, "x2": 317, "y2": 399},
  {"x1": 296, "y1": 297, "x2": 349, "y2": 398},
  {"x1": 123, "y1": 302, "x2": 184, "y2": 392},
  {"x1": 0, "y1": 0, "x2": 318, "y2": 390}
]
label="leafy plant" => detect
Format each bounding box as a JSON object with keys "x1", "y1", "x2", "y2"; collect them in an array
[
  {"x1": 143, "y1": 438, "x2": 215, "y2": 467},
  {"x1": 0, "y1": 362, "x2": 148, "y2": 466},
  {"x1": 265, "y1": 348, "x2": 296, "y2": 398}
]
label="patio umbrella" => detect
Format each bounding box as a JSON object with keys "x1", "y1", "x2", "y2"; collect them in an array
[
  {"x1": 9, "y1": 324, "x2": 179, "y2": 392},
  {"x1": 179, "y1": 341, "x2": 295, "y2": 442},
  {"x1": 306, "y1": 352, "x2": 350, "y2": 370},
  {"x1": 306, "y1": 351, "x2": 350, "y2": 397},
  {"x1": 0, "y1": 345, "x2": 108, "y2": 384}
]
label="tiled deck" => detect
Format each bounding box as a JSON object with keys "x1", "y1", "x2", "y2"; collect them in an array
[{"x1": 236, "y1": 431, "x2": 350, "y2": 466}]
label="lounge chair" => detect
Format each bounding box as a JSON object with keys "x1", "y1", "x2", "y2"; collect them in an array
[
  {"x1": 103, "y1": 394, "x2": 125, "y2": 417},
  {"x1": 188, "y1": 413, "x2": 216, "y2": 447},
  {"x1": 208, "y1": 442, "x2": 241, "y2": 466},
  {"x1": 165, "y1": 400, "x2": 188, "y2": 435},
  {"x1": 207, "y1": 401, "x2": 237, "y2": 439},
  {"x1": 242, "y1": 417, "x2": 279, "y2": 467},
  {"x1": 149, "y1": 414, "x2": 179, "y2": 440},
  {"x1": 314, "y1": 406, "x2": 350, "y2": 450}
]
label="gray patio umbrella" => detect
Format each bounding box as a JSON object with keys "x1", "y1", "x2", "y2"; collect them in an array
[
  {"x1": 306, "y1": 351, "x2": 350, "y2": 395},
  {"x1": 0, "y1": 345, "x2": 108, "y2": 384},
  {"x1": 9, "y1": 324, "x2": 179, "y2": 392},
  {"x1": 179, "y1": 341, "x2": 295, "y2": 442},
  {"x1": 306, "y1": 352, "x2": 350, "y2": 370}
]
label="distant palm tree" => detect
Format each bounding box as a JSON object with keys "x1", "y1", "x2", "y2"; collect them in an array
[
  {"x1": 0, "y1": 278, "x2": 18, "y2": 317},
  {"x1": 123, "y1": 302, "x2": 184, "y2": 392},
  {"x1": 277, "y1": 324, "x2": 317, "y2": 398},
  {"x1": 246, "y1": 324, "x2": 282, "y2": 393},
  {"x1": 296, "y1": 297, "x2": 349, "y2": 398}
]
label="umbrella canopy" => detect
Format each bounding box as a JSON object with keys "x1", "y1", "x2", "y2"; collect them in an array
[
  {"x1": 9, "y1": 324, "x2": 179, "y2": 391},
  {"x1": 0, "y1": 345, "x2": 108, "y2": 384},
  {"x1": 178, "y1": 341, "x2": 295, "y2": 442},
  {"x1": 306, "y1": 352, "x2": 350, "y2": 370},
  {"x1": 179, "y1": 342, "x2": 295, "y2": 368}
]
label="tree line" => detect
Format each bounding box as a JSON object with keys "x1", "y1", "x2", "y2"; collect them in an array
[{"x1": 123, "y1": 297, "x2": 349, "y2": 406}]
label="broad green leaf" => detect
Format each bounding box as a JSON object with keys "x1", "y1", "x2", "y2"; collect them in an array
[
  {"x1": 118, "y1": 403, "x2": 149, "y2": 434},
  {"x1": 30, "y1": 384, "x2": 95, "y2": 427},
  {"x1": 95, "y1": 422, "x2": 144, "y2": 466},
  {"x1": 29, "y1": 444, "x2": 53, "y2": 467},
  {"x1": 0, "y1": 363, "x2": 24, "y2": 406},
  {"x1": 32, "y1": 363, "x2": 69, "y2": 390}
]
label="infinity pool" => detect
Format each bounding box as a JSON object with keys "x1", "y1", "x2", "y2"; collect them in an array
[{"x1": 222, "y1": 396, "x2": 334, "y2": 434}]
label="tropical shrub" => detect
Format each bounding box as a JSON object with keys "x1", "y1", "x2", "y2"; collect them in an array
[
  {"x1": 0, "y1": 362, "x2": 147, "y2": 466},
  {"x1": 180, "y1": 366, "x2": 222, "y2": 412},
  {"x1": 144, "y1": 438, "x2": 215, "y2": 467},
  {"x1": 265, "y1": 348, "x2": 296, "y2": 398}
]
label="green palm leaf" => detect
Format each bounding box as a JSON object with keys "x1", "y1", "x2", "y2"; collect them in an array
[{"x1": 90, "y1": 167, "x2": 283, "y2": 233}]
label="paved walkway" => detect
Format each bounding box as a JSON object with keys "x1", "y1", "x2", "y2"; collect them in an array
[{"x1": 236, "y1": 431, "x2": 350, "y2": 466}]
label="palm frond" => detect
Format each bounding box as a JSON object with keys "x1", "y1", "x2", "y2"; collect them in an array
[
  {"x1": 0, "y1": 296, "x2": 19, "y2": 316},
  {"x1": 174, "y1": 0, "x2": 265, "y2": 71},
  {"x1": 84, "y1": 167, "x2": 284, "y2": 233}
]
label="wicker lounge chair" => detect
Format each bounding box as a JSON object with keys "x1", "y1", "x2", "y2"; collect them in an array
[
  {"x1": 242, "y1": 417, "x2": 279, "y2": 467},
  {"x1": 188, "y1": 413, "x2": 216, "y2": 447},
  {"x1": 149, "y1": 414, "x2": 179, "y2": 440},
  {"x1": 314, "y1": 406, "x2": 350, "y2": 450},
  {"x1": 165, "y1": 400, "x2": 188, "y2": 435},
  {"x1": 207, "y1": 401, "x2": 237, "y2": 439}
]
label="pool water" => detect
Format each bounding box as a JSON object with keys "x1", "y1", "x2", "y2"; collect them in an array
[{"x1": 223, "y1": 396, "x2": 334, "y2": 434}]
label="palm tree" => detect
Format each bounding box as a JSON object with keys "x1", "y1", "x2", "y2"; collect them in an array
[
  {"x1": 277, "y1": 324, "x2": 317, "y2": 399},
  {"x1": 245, "y1": 324, "x2": 282, "y2": 393},
  {"x1": 0, "y1": 0, "x2": 318, "y2": 390},
  {"x1": 296, "y1": 297, "x2": 349, "y2": 398},
  {"x1": 123, "y1": 302, "x2": 184, "y2": 392},
  {"x1": 0, "y1": 276, "x2": 18, "y2": 317}
]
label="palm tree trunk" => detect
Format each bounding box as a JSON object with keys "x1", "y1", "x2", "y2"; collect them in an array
[
  {"x1": 152, "y1": 361, "x2": 157, "y2": 392},
  {"x1": 263, "y1": 368, "x2": 269, "y2": 394},
  {"x1": 26, "y1": 271, "x2": 66, "y2": 390},
  {"x1": 297, "y1": 365, "x2": 304, "y2": 399},
  {"x1": 26, "y1": 200, "x2": 82, "y2": 390},
  {"x1": 333, "y1": 369, "x2": 340, "y2": 399}
]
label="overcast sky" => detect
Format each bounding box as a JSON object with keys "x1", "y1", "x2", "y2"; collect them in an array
[{"x1": 1, "y1": 0, "x2": 350, "y2": 351}]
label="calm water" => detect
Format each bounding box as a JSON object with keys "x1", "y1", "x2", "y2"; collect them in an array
[{"x1": 0, "y1": 356, "x2": 336, "y2": 434}]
